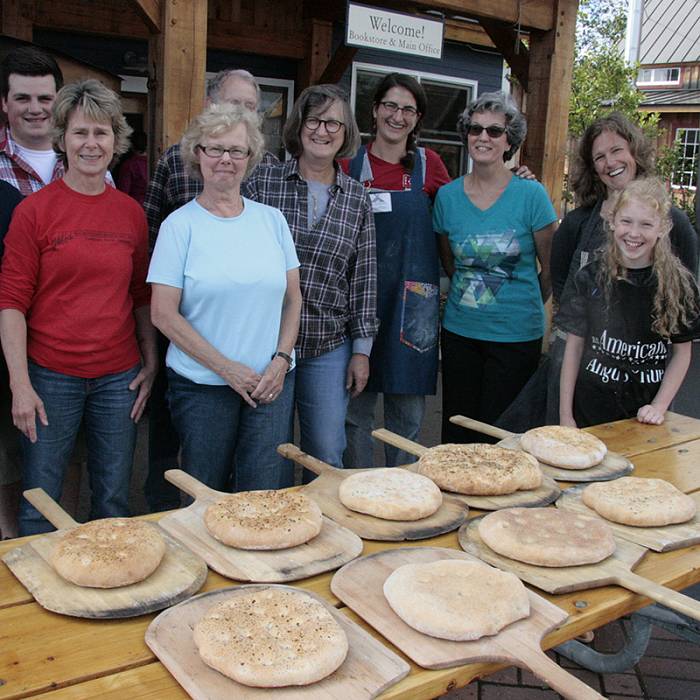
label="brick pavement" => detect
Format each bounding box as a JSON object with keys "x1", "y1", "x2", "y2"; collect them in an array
[{"x1": 442, "y1": 616, "x2": 700, "y2": 699}]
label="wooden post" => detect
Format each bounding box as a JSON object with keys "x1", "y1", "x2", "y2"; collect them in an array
[
  {"x1": 521, "y1": 0, "x2": 578, "y2": 216},
  {"x1": 297, "y1": 19, "x2": 333, "y2": 92},
  {"x1": 1, "y1": 0, "x2": 34, "y2": 41},
  {"x1": 148, "y1": 0, "x2": 207, "y2": 159}
]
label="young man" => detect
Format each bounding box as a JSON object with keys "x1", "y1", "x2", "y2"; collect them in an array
[
  {"x1": 143, "y1": 68, "x2": 279, "y2": 511},
  {"x1": 0, "y1": 46, "x2": 64, "y2": 194}
]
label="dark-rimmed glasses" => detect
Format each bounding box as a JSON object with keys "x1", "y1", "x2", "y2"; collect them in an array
[
  {"x1": 303, "y1": 117, "x2": 345, "y2": 134},
  {"x1": 466, "y1": 124, "x2": 507, "y2": 138},
  {"x1": 197, "y1": 145, "x2": 251, "y2": 159},
  {"x1": 378, "y1": 101, "x2": 419, "y2": 117}
]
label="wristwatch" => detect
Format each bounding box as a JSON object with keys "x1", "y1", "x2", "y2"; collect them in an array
[{"x1": 272, "y1": 351, "x2": 293, "y2": 368}]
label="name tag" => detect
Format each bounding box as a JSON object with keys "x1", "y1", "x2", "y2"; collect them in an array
[{"x1": 370, "y1": 192, "x2": 392, "y2": 213}]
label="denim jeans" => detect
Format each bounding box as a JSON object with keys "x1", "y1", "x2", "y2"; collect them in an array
[
  {"x1": 167, "y1": 368, "x2": 295, "y2": 492},
  {"x1": 19, "y1": 362, "x2": 140, "y2": 536},
  {"x1": 344, "y1": 392, "x2": 425, "y2": 467},
  {"x1": 294, "y1": 341, "x2": 351, "y2": 471}
]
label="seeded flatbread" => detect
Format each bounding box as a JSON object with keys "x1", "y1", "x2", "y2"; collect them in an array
[
  {"x1": 51, "y1": 518, "x2": 166, "y2": 588},
  {"x1": 204, "y1": 491, "x2": 322, "y2": 549},
  {"x1": 338, "y1": 468, "x2": 442, "y2": 520},
  {"x1": 194, "y1": 588, "x2": 348, "y2": 687},
  {"x1": 383, "y1": 559, "x2": 530, "y2": 641},
  {"x1": 521, "y1": 426, "x2": 607, "y2": 469},
  {"x1": 583, "y1": 477, "x2": 697, "y2": 527},
  {"x1": 415, "y1": 443, "x2": 542, "y2": 495},
  {"x1": 478, "y1": 507, "x2": 616, "y2": 567}
]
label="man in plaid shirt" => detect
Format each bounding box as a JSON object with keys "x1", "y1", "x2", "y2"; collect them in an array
[
  {"x1": 0, "y1": 47, "x2": 64, "y2": 195},
  {"x1": 142, "y1": 68, "x2": 278, "y2": 511}
]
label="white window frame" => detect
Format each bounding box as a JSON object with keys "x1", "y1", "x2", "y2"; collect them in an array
[
  {"x1": 636, "y1": 67, "x2": 681, "y2": 87},
  {"x1": 672, "y1": 127, "x2": 700, "y2": 190},
  {"x1": 350, "y1": 62, "x2": 478, "y2": 174}
]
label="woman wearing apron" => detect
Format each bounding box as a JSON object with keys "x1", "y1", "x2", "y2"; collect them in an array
[{"x1": 342, "y1": 73, "x2": 450, "y2": 467}]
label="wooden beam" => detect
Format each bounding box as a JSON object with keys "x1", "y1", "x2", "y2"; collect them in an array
[
  {"x1": 130, "y1": 0, "x2": 160, "y2": 33},
  {"x1": 298, "y1": 19, "x2": 333, "y2": 91},
  {"x1": 521, "y1": 0, "x2": 579, "y2": 216},
  {"x1": 149, "y1": 0, "x2": 207, "y2": 156},
  {"x1": 207, "y1": 26, "x2": 305, "y2": 59},
  {"x1": 319, "y1": 45, "x2": 358, "y2": 85},
  {"x1": 479, "y1": 18, "x2": 529, "y2": 89},
  {"x1": 1, "y1": 0, "x2": 35, "y2": 41},
  {"x1": 406, "y1": 0, "x2": 555, "y2": 31},
  {"x1": 444, "y1": 19, "x2": 494, "y2": 48}
]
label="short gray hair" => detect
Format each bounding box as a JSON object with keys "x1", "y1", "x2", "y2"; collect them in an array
[
  {"x1": 51, "y1": 79, "x2": 132, "y2": 166},
  {"x1": 457, "y1": 90, "x2": 527, "y2": 162},
  {"x1": 206, "y1": 69, "x2": 260, "y2": 107},
  {"x1": 283, "y1": 84, "x2": 360, "y2": 160},
  {"x1": 180, "y1": 103, "x2": 265, "y2": 181}
]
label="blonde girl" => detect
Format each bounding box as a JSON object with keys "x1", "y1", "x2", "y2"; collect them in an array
[{"x1": 558, "y1": 178, "x2": 699, "y2": 427}]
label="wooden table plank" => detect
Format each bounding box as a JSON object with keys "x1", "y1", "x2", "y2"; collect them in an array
[
  {"x1": 627, "y1": 439, "x2": 700, "y2": 494},
  {"x1": 589, "y1": 412, "x2": 700, "y2": 457}
]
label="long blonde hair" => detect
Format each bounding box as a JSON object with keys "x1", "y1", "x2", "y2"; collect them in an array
[{"x1": 600, "y1": 178, "x2": 698, "y2": 338}]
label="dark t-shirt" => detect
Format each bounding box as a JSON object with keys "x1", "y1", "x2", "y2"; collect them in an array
[
  {"x1": 551, "y1": 201, "x2": 699, "y2": 304},
  {"x1": 556, "y1": 260, "x2": 699, "y2": 427},
  {"x1": 0, "y1": 179, "x2": 23, "y2": 258}
]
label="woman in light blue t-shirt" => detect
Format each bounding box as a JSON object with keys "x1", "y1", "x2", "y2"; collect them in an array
[
  {"x1": 148, "y1": 104, "x2": 302, "y2": 493},
  {"x1": 433, "y1": 91, "x2": 557, "y2": 444}
]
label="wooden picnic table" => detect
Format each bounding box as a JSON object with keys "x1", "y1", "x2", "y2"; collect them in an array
[{"x1": 2, "y1": 411, "x2": 700, "y2": 699}]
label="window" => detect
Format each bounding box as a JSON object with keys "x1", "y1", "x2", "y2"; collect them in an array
[
  {"x1": 672, "y1": 128, "x2": 700, "y2": 189},
  {"x1": 351, "y1": 63, "x2": 476, "y2": 178},
  {"x1": 637, "y1": 67, "x2": 681, "y2": 86}
]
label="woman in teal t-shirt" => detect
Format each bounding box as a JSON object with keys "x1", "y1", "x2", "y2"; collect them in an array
[{"x1": 433, "y1": 91, "x2": 557, "y2": 443}]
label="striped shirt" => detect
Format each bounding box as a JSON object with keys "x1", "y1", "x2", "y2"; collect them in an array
[
  {"x1": 242, "y1": 158, "x2": 378, "y2": 359},
  {"x1": 0, "y1": 126, "x2": 64, "y2": 195}
]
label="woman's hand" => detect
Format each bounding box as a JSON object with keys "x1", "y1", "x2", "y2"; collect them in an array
[
  {"x1": 251, "y1": 356, "x2": 288, "y2": 404},
  {"x1": 220, "y1": 361, "x2": 262, "y2": 407},
  {"x1": 11, "y1": 382, "x2": 48, "y2": 443},
  {"x1": 129, "y1": 363, "x2": 157, "y2": 422},
  {"x1": 559, "y1": 414, "x2": 578, "y2": 428},
  {"x1": 637, "y1": 404, "x2": 665, "y2": 425}
]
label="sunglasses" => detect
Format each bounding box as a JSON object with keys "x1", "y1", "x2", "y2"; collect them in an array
[{"x1": 467, "y1": 124, "x2": 507, "y2": 138}]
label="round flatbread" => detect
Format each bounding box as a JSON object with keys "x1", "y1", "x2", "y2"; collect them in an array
[
  {"x1": 194, "y1": 588, "x2": 348, "y2": 687},
  {"x1": 520, "y1": 426, "x2": 607, "y2": 469},
  {"x1": 383, "y1": 559, "x2": 530, "y2": 641},
  {"x1": 51, "y1": 518, "x2": 166, "y2": 588},
  {"x1": 583, "y1": 477, "x2": 697, "y2": 527},
  {"x1": 338, "y1": 468, "x2": 442, "y2": 520},
  {"x1": 204, "y1": 491, "x2": 322, "y2": 549},
  {"x1": 415, "y1": 443, "x2": 542, "y2": 495},
  {"x1": 478, "y1": 507, "x2": 616, "y2": 567}
]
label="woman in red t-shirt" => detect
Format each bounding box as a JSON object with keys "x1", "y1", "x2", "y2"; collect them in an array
[
  {"x1": 0, "y1": 80, "x2": 157, "y2": 535},
  {"x1": 341, "y1": 73, "x2": 450, "y2": 468}
]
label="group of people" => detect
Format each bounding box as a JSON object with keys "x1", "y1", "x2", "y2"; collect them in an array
[{"x1": 0, "y1": 45, "x2": 697, "y2": 540}]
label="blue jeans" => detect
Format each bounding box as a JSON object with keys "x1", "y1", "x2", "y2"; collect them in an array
[
  {"x1": 344, "y1": 392, "x2": 426, "y2": 467},
  {"x1": 19, "y1": 362, "x2": 140, "y2": 536},
  {"x1": 294, "y1": 341, "x2": 351, "y2": 471},
  {"x1": 167, "y1": 368, "x2": 295, "y2": 492}
]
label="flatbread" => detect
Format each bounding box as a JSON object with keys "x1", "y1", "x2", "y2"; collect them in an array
[
  {"x1": 415, "y1": 443, "x2": 542, "y2": 495},
  {"x1": 338, "y1": 468, "x2": 442, "y2": 520},
  {"x1": 583, "y1": 477, "x2": 697, "y2": 527},
  {"x1": 383, "y1": 559, "x2": 530, "y2": 641},
  {"x1": 194, "y1": 587, "x2": 348, "y2": 687},
  {"x1": 204, "y1": 491, "x2": 322, "y2": 549},
  {"x1": 520, "y1": 426, "x2": 607, "y2": 469},
  {"x1": 478, "y1": 507, "x2": 616, "y2": 567},
  {"x1": 50, "y1": 518, "x2": 166, "y2": 588}
]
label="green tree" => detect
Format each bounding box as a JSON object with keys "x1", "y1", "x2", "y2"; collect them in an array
[{"x1": 569, "y1": 0, "x2": 656, "y2": 137}]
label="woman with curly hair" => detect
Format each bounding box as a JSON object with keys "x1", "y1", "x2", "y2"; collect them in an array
[
  {"x1": 433, "y1": 91, "x2": 557, "y2": 443},
  {"x1": 559, "y1": 178, "x2": 700, "y2": 427}
]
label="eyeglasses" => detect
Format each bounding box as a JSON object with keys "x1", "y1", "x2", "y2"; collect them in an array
[
  {"x1": 197, "y1": 145, "x2": 250, "y2": 159},
  {"x1": 466, "y1": 124, "x2": 507, "y2": 138},
  {"x1": 303, "y1": 116, "x2": 345, "y2": 134},
  {"x1": 378, "y1": 101, "x2": 419, "y2": 117}
]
